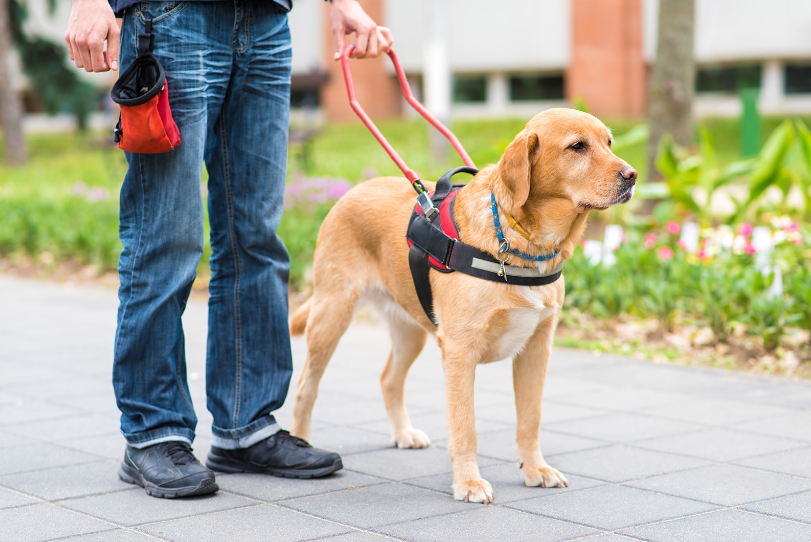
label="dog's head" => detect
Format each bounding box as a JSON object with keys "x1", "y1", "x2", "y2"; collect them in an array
[{"x1": 495, "y1": 108, "x2": 636, "y2": 220}]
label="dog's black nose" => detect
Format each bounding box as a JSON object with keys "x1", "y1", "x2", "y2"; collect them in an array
[{"x1": 620, "y1": 165, "x2": 637, "y2": 185}]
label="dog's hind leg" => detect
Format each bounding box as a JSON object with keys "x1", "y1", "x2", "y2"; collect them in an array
[
  {"x1": 289, "y1": 293, "x2": 357, "y2": 442},
  {"x1": 380, "y1": 318, "x2": 429, "y2": 448}
]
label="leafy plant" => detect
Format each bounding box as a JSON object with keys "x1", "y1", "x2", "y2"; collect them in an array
[{"x1": 746, "y1": 294, "x2": 802, "y2": 351}]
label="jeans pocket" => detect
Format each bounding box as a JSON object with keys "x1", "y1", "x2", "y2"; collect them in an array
[{"x1": 138, "y1": 2, "x2": 189, "y2": 24}]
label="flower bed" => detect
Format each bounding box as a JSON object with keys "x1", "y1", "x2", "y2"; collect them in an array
[{"x1": 562, "y1": 216, "x2": 811, "y2": 376}]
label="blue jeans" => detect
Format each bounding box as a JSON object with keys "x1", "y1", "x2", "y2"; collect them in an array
[{"x1": 113, "y1": 0, "x2": 293, "y2": 450}]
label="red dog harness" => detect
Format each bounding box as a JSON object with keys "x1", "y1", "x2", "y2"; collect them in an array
[{"x1": 405, "y1": 167, "x2": 563, "y2": 327}]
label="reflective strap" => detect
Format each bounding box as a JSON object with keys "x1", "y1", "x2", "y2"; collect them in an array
[{"x1": 471, "y1": 259, "x2": 563, "y2": 278}]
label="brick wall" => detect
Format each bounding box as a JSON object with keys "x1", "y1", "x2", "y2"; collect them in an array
[
  {"x1": 568, "y1": 0, "x2": 646, "y2": 118},
  {"x1": 319, "y1": 0, "x2": 402, "y2": 122}
]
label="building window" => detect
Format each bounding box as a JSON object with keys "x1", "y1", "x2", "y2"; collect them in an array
[
  {"x1": 785, "y1": 64, "x2": 811, "y2": 94},
  {"x1": 509, "y1": 75, "x2": 565, "y2": 101},
  {"x1": 290, "y1": 89, "x2": 319, "y2": 108},
  {"x1": 695, "y1": 65, "x2": 761, "y2": 93},
  {"x1": 452, "y1": 76, "x2": 487, "y2": 103}
]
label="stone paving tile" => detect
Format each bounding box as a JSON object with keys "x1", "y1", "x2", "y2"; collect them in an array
[
  {"x1": 280, "y1": 483, "x2": 470, "y2": 529},
  {"x1": 378, "y1": 505, "x2": 599, "y2": 541},
  {"x1": 342, "y1": 446, "x2": 504, "y2": 481},
  {"x1": 437, "y1": 428, "x2": 606, "y2": 463},
  {"x1": 473, "y1": 399, "x2": 607, "y2": 427},
  {"x1": 137, "y1": 504, "x2": 351, "y2": 542},
  {"x1": 733, "y1": 446, "x2": 811, "y2": 479},
  {"x1": 0, "y1": 443, "x2": 99, "y2": 476},
  {"x1": 0, "y1": 486, "x2": 39, "y2": 509},
  {"x1": 46, "y1": 391, "x2": 119, "y2": 415},
  {"x1": 741, "y1": 489, "x2": 811, "y2": 524},
  {"x1": 314, "y1": 532, "x2": 395, "y2": 541},
  {"x1": 620, "y1": 509, "x2": 811, "y2": 542},
  {"x1": 0, "y1": 459, "x2": 131, "y2": 501},
  {"x1": 62, "y1": 433, "x2": 129, "y2": 461},
  {"x1": 642, "y1": 398, "x2": 792, "y2": 426},
  {"x1": 404, "y1": 464, "x2": 606, "y2": 503},
  {"x1": 307, "y1": 425, "x2": 399, "y2": 456},
  {"x1": 0, "y1": 429, "x2": 36, "y2": 449},
  {"x1": 356, "y1": 412, "x2": 511, "y2": 442},
  {"x1": 510, "y1": 484, "x2": 717, "y2": 531},
  {"x1": 0, "y1": 399, "x2": 83, "y2": 427},
  {"x1": 548, "y1": 445, "x2": 712, "y2": 483},
  {"x1": 633, "y1": 428, "x2": 808, "y2": 462},
  {"x1": 732, "y1": 411, "x2": 811, "y2": 442},
  {"x1": 0, "y1": 362, "x2": 77, "y2": 388},
  {"x1": 626, "y1": 463, "x2": 811, "y2": 506},
  {"x1": 216, "y1": 470, "x2": 386, "y2": 502},
  {"x1": 531, "y1": 376, "x2": 607, "y2": 399},
  {"x1": 741, "y1": 386, "x2": 811, "y2": 411},
  {"x1": 309, "y1": 397, "x2": 428, "y2": 426},
  {"x1": 0, "y1": 502, "x2": 116, "y2": 542},
  {"x1": 56, "y1": 529, "x2": 160, "y2": 541},
  {"x1": 60, "y1": 488, "x2": 257, "y2": 526},
  {"x1": 542, "y1": 413, "x2": 701, "y2": 444},
  {"x1": 12, "y1": 377, "x2": 113, "y2": 402},
  {"x1": 555, "y1": 387, "x2": 687, "y2": 412},
  {"x1": 2, "y1": 414, "x2": 121, "y2": 442},
  {"x1": 573, "y1": 535, "x2": 641, "y2": 541}
]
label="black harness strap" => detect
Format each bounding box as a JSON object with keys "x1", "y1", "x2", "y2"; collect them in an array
[{"x1": 406, "y1": 167, "x2": 563, "y2": 328}]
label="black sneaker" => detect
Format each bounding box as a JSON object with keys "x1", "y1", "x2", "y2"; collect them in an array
[
  {"x1": 119, "y1": 441, "x2": 218, "y2": 498},
  {"x1": 206, "y1": 430, "x2": 343, "y2": 479}
]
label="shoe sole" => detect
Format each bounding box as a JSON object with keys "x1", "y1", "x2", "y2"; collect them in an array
[
  {"x1": 119, "y1": 463, "x2": 219, "y2": 498},
  {"x1": 206, "y1": 455, "x2": 343, "y2": 479}
]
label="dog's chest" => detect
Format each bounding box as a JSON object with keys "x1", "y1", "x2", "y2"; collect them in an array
[{"x1": 490, "y1": 291, "x2": 557, "y2": 361}]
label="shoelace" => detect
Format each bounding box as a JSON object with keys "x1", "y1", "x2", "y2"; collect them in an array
[
  {"x1": 274, "y1": 430, "x2": 311, "y2": 448},
  {"x1": 163, "y1": 441, "x2": 196, "y2": 466}
]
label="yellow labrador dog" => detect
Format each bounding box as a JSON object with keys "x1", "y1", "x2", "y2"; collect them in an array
[{"x1": 288, "y1": 108, "x2": 636, "y2": 503}]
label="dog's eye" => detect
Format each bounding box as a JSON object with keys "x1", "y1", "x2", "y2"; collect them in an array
[
  {"x1": 569, "y1": 142, "x2": 586, "y2": 151},
  {"x1": 608, "y1": 139, "x2": 613, "y2": 148}
]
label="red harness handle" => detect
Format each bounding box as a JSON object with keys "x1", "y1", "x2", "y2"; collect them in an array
[{"x1": 340, "y1": 44, "x2": 476, "y2": 187}]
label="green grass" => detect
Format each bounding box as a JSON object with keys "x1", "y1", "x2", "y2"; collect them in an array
[{"x1": 1, "y1": 115, "x2": 803, "y2": 286}]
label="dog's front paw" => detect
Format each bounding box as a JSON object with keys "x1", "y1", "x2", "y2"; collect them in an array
[
  {"x1": 521, "y1": 464, "x2": 568, "y2": 488},
  {"x1": 394, "y1": 428, "x2": 431, "y2": 449},
  {"x1": 453, "y1": 478, "x2": 494, "y2": 504}
]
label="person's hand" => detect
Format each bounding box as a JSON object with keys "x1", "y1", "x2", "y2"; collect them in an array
[
  {"x1": 65, "y1": 0, "x2": 120, "y2": 72},
  {"x1": 330, "y1": 0, "x2": 393, "y2": 60}
]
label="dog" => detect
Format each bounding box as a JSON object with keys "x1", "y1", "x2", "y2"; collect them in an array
[{"x1": 288, "y1": 108, "x2": 637, "y2": 503}]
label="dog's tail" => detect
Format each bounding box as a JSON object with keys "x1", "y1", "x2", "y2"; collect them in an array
[{"x1": 289, "y1": 297, "x2": 311, "y2": 337}]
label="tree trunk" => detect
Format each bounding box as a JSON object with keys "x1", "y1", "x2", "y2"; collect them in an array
[
  {"x1": 646, "y1": 0, "x2": 695, "y2": 183},
  {"x1": 0, "y1": 0, "x2": 27, "y2": 165}
]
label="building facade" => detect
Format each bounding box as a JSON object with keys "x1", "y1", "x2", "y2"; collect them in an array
[{"x1": 14, "y1": 0, "x2": 811, "y2": 121}]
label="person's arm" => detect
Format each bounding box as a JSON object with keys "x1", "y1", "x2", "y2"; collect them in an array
[
  {"x1": 329, "y1": 0, "x2": 393, "y2": 59},
  {"x1": 65, "y1": 0, "x2": 120, "y2": 73}
]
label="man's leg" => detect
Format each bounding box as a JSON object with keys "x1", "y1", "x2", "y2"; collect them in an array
[
  {"x1": 112, "y1": 1, "x2": 232, "y2": 497},
  {"x1": 203, "y1": 0, "x2": 340, "y2": 477}
]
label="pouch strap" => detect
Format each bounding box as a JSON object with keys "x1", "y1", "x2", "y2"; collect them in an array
[{"x1": 137, "y1": 20, "x2": 154, "y2": 57}]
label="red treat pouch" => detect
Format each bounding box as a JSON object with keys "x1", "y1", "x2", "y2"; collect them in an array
[{"x1": 111, "y1": 20, "x2": 180, "y2": 154}]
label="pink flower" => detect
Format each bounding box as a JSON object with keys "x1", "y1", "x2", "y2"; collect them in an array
[
  {"x1": 644, "y1": 232, "x2": 658, "y2": 250},
  {"x1": 793, "y1": 237, "x2": 802, "y2": 245},
  {"x1": 658, "y1": 246, "x2": 674, "y2": 260},
  {"x1": 784, "y1": 221, "x2": 800, "y2": 233},
  {"x1": 738, "y1": 222, "x2": 753, "y2": 237},
  {"x1": 677, "y1": 240, "x2": 687, "y2": 250},
  {"x1": 745, "y1": 243, "x2": 756, "y2": 254},
  {"x1": 666, "y1": 221, "x2": 681, "y2": 235}
]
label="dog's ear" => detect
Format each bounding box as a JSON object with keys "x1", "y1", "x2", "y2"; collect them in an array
[{"x1": 497, "y1": 131, "x2": 539, "y2": 214}]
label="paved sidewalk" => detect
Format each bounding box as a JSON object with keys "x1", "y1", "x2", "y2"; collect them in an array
[{"x1": 1, "y1": 275, "x2": 811, "y2": 542}]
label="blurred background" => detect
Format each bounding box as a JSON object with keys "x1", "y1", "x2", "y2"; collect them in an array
[{"x1": 0, "y1": 0, "x2": 809, "y2": 377}]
